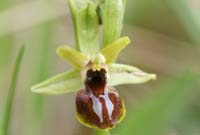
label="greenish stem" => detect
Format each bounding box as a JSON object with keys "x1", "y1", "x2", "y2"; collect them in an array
[
  {"x1": 94, "y1": 129, "x2": 110, "y2": 135},
  {"x1": 0, "y1": 45, "x2": 25, "y2": 135}
]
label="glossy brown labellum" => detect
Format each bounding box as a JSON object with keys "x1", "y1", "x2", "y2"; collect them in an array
[{"x1": 75, "y1": 69, "x2": 125, "y2": 129}]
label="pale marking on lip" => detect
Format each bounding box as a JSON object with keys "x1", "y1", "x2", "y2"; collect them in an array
[
  {"x1": 100, "y1": 90, "x2": 114, "y2": 121},
  {"x1": 90, "y1": 90, "x2": 114, "y2": 123},
  {"x1": 90, "y1": 94, "x2": 103, "y2": 123}
]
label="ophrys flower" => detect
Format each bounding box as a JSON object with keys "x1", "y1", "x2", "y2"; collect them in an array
[
  {"x1": 31, "y1": 37, "x2": 156, "y2": 130},
  {"x1": 31, "y1": 0, "x2": 156, "y2": 131}
]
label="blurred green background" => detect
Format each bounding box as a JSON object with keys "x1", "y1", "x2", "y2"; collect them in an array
[{"x1": 0, "y1": 0, "x2": 199, "y2": 135}]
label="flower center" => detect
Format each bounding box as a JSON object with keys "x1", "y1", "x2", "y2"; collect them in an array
[{"x1": 85, "y1": 68, "x2": 107, "y2": 96}]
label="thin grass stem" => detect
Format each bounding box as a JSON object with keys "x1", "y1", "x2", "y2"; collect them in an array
[{"x1": 0, "y1": 45, "x2": 25, "y2": 135}]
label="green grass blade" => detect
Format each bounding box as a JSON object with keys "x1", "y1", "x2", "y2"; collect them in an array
[
  {"x1": 113, "y1": 72, "x2": 198, "y2": 135},
  {"x1": 0, "y1": 45, "x2": 25, "y2": 135}
]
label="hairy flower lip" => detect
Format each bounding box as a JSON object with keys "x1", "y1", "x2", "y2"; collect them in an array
[{"x1": 75, "y1": 86, "x2": 126, "y2": 130}]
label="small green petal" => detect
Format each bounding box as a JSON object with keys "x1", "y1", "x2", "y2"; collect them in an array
[
  {"x1": 57, "y1": 45, "x2": 88, "y2": 70},
  {"x1": 31, "y1": 70, "x2": 82, "y2": 95},
  {"x1": 108, "y1": 63, "x2": 156, "y2": 86},
  {"x1": 101, "y1": 37, "x2": 131, "y2": 64}
]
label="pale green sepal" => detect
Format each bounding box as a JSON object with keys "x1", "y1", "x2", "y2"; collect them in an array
[
  {"x1": 31, "y1": 70, "x2": 82, "y2": 95},
  {"x1": 101, "y1": 37, "x2": 131, "y2": 64},
  {"x1": 67, "y1": 0, "x2": 89, "y2": 50},
  {"x1": 108, "y1": 63, "x2": 156, "y2": 86},
  {"x1": 100, "y1": 0, "x2": 125, "y2": 46},
  {"x1": 57, "y1": 45, "x2": 88, "y2": 70},
  {"x1": 76, "y1": 2, "x2": 99, "y2": 57},
  {"x1": 68, "y1": 0, "x2": 88, "y2": 13},
  {"x1": 68, "y1": 0, "x2": 99, "y2": 57}
]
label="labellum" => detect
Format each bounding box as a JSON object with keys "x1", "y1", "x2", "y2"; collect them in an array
[{"x1": 76, "y1": 64, "x2": 126, "y2": 130}]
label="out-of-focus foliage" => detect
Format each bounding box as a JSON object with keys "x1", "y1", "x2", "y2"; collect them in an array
[{"x1": 112, "y1": 72, "x2": 198, "y2": 135}]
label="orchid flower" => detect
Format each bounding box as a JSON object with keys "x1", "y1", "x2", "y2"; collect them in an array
[{"x1": 31, "y1": 0, "x2": 156, "y2": 131}]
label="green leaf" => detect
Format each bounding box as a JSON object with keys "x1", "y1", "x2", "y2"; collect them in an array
[
  {"x1": 113, "y1": 72, "x2": 198, "y2": 135},
  {"x1": 100, "y1": 0, "x2": 125, "y2": 46},
  {"x1": 57, "y1": 45, "x2": 88, "y2": 70},
  {"x1": 68, "y1": 0, "x2": 99, "y2": 57},
  {"x1": 31, "y1": 70, "x2": 82, "y2": 95},
  {"x1": 101, "y1": 37, "x2": 130, "y2": 64},
  {"x1": 0, "y1": 45, "x2": 25, "y2": 135},
  {"x1": 107, "y1": 63, "x2": 156, "y2": 86}
]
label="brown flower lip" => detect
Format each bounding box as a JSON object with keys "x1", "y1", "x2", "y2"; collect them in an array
[{"x1": 76, "y1": 68, "x2": 126, "y2": 130}]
